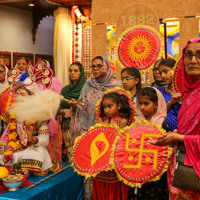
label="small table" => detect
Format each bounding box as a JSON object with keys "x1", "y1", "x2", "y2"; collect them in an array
[{"x1": 0, "y1": 162, "x2": 84, "y2": 200}]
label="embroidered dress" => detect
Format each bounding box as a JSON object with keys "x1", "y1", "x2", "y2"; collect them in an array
[
  {"x1": 167, "y1": 38, "x2": 200, "y2": 200},
  {"x1": 158, "y1": 87, "x2": 181, "y2": 131},
  {"x1": 92, "y1": 114, "x2": 129, "y2": 200},
  {"x1": 0, "y1": 121, "x2": 52, "y2": 173}
]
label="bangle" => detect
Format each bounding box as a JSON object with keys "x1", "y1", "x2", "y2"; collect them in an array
[{"x1": 32, "y1": 137, "x2": 39, "y2": 144}]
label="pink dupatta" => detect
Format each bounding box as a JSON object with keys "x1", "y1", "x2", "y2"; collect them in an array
[
  {"x1": 177, "y1": 38, "x2": 200, "y2": 177},
  {"x1": 135, "y1": 86, "x2": 167, "y2": 126}
]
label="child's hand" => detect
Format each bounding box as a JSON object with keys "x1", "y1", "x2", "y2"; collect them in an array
[{"x1": 171, "y1": 93, "x2": 182, "y2": 104}]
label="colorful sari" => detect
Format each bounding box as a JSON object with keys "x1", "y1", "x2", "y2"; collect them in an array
[
  {"x1": 60, "y1": 64, "x2": 86, "y2": 162},
  {"x1": 168, "y1": 38, "x2": 200, "y2": 199},
  {"x1": 71, "y1": 56, "x2": 120, "y2": 140}
]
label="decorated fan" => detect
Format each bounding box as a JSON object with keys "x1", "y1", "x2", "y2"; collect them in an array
[
  {"x1": 112, "y1": 121, "x2": 172, "y2": 188},
  {"x1": 173, "y1": 58, "x2": 184, "y2": 95},
  {"x1": 95, "y1": 87, "x2": 134, "y2": 125},
  {"x1": 72, "y1": 124, "x2": 120, "y2": 177},
  {"x1": 0, "y1": 86, "x2": 16, "y2": 123},
  {"x1": 29, "y1": 62, "x2": 53, "y2": 89},
  {"x1": 115, "y1": 25, "x2": 162, "y2": 71}
]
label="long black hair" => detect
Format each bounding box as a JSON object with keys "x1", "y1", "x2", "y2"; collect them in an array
[
  {"x1": 121, "y1": 67, "x2": 142, "y2": 95},
  {"x1": 100, "y1": 92, "x2": 131, "y2": 120},
  {"x1": 138, "y1": 87, "x2": 158, "y2": 103}
]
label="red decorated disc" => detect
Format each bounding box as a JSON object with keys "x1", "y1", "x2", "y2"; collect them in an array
[
  {"x1": 95, "y1": 87, "x2": 134, "y2": 125},
  {"x1": 72, "y1": 124, "x2": 120, "y2": 177},
  {"x1": 113, "y1": 122, "x2": 171, "y2": 187},
  {"x1": 116, "y1": 25, "x2": 162, "y2": 70},
  {"x1": 0, "y1": 86, "x2": 16, "y2": 122},
  {"x1": 173, "y1": 58, "x2": 184, "y2": 95}
]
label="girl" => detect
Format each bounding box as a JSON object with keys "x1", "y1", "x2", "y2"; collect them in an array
[
  {"x1": 93, "y1": 91, "x2": 133, "y2": 200},
  {"x1": 128, "y1": 87, "x2": 169, "y2": 200},
  {"x1": 158, "y1": 59, "x2": 182, "y2": 131},
  {"x1": 149, "y1": 59, "x2": 166, "y2": 88},
  {"x1": 121, "y1": 67, "x2": 142, "y2": 104},
  {"x1": 98, "y1": 92, "x2": 132, "y2": 128}
]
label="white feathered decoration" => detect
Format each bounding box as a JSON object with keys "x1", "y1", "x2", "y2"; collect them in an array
[{"x1": 11, "y1": 90, "x2": 65, "y2": 121}]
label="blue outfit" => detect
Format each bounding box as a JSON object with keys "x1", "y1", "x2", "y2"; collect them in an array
[{"x1": 158, "y1": 87, "x2": 181, "y2": 132}]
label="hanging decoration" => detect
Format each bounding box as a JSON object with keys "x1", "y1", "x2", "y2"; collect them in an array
[
  {"x1": 95, "y1": 87, "x2": 134, "y2": 126},
  {"x1": 173, "y1": 58, "x2": 184, "y2": 95},
  {"x1": 72, "y1": 124, "x2": 120, "y2": 177},
  {"x1": 115, "y1": 25, "x2": 162, "y2": 71},
  {"x1": 112, "y1": 121, "x2": 172, "y2": 188},
  {"x1": 72, "y1": 6, "x2": 91, "y2": 22}
]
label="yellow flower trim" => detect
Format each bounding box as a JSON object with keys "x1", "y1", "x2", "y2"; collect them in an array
[
  {"x1": 110, "y1": 120, "x2": 172, "y2": 188},
  {"x1": 71, "y1": 123, "x2": 122, "y2": 178}
]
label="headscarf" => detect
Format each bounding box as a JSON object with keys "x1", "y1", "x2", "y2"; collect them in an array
[
  {"x1": 0, "y1": 65, "x2": 9, "y2": 92},
  {"x1": 60, "y1": 63, "x2": 86, "y2": 109},
  {"x1": 87, "y1": 56, "x2": 120, "y2": 91},
  {"x1": 71, "y1": 56, "x2": 121, "y2": 141},
  {"x1": 177, "y1": 38, "x2": 200, "y2": 177},
  {"x1": 135, "y1": 86, "x2": 167, "y2": 126}
]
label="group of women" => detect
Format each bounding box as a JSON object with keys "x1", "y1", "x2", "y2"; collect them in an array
[{"x1": 0, "y1": 38, "x2": 200, "y2": 199}]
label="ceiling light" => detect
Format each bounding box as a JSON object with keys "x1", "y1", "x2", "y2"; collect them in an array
[{"x1": 29, "y1": 3, "x2": 34, "y2": 7}]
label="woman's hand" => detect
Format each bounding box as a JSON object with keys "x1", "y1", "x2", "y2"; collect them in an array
[
  {"x1": 60, "y1": 109, "x2": 71, "y2": 118},
  {"x1": 67, "y1": 99, "x2": 78, "y2": 109},
  {"x1": 148, "y1": 130, "x2": 184, "y2": 146}
]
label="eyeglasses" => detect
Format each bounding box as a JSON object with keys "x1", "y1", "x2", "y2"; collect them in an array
[
  {"x1": 120, "y1": 77, "x2": 134, "y2": 82},
  {"x1": 183, "y1": 53, "x2": 200, "y2": 61},
  {"x1": 90, "y1": 64, "x2": 103, "y2": 70}
]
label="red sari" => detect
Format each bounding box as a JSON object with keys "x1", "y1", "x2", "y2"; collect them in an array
[{"x1": 168, "y1": 38, "x2": 200, "y2": 199}]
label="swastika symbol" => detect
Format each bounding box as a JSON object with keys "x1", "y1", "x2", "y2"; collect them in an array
[{"x1": 123, "y1": 133, "x2": 159, "y2": 170}]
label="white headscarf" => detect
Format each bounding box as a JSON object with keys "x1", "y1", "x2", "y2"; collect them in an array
[{"x1": 0, "y1": 65, "x2": 9, "y2": 92}]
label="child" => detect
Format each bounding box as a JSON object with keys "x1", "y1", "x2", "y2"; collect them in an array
[
  {"x1": 121, "y1": 67, "x2": 142, "y2": 104},
  {"x1": 93, "y1": 91, "x2": 133, "y2": 200},
  {"x1": 128, "y1": 86, "x2": 169, "y2": 200},
  {"x1": 98, "y1": 92, "x2": 132, "y2": 128}
]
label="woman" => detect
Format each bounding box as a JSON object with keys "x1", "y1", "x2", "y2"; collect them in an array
[
  {"x1": 0, "y1": 64, "x2": 9, "y2": 92},
  {"x1": 69, "y1": 56, "x2": 120, "y2": 139},
  {"x1": 149, "y1": 59, "x2": 166, "y2": 88},
  {"x1": 150, "y1": 38, "x2": 200, "y2": 199},
  {"x1": 0, "y1": 64, "x2": 9, "y2": 135},
  {"x1": 69, "y1": 56, "x2": 120, "y2": 200},
  {"x1": 59, "y1": 62, "x2": 86, "y2": 162},
  {"x1": 14, "y1": 57, "x2": 29, "y2": 71},
  {"x1": 158, "y1": 59, "x2": 182, "y2": 131},
  {"x1": 37, "y1": 60, "x2": 63, "y2": 162}
]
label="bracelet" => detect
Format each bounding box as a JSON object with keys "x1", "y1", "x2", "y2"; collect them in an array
[{"x1": 32, "y1": 137, "x2": 39, "y2": 144}]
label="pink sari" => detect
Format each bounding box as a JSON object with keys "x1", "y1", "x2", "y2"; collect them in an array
[{"x1": 168, "y1": 38, "x2": 200, "y2": 199}]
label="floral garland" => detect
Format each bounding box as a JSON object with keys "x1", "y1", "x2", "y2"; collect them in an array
[{"x1": 3, "y1": 113, "x2": 22, "y2": 164}]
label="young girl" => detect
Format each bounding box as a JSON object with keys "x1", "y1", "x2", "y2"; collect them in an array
[
  {"x1": 128, "y1": 86, "x2": 169, "y2": 200},
  {"x1": 93, "y1": 91, "x2": 133, "y2": 200},
  {"x1": 121, "y1": 67, "x2": 142, "y2": 104},
  {"x1": 98, "y1": 92, "x2": 132, "y2": 128},
  {"x1": 158, "y1": 59, "x2": 182, "y2": 131}
]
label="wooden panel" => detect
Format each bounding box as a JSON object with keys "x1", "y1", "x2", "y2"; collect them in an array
[
  {"x1": 13, "y1": 52, "x2": 34, "y2": 67},
  {"x1": 0, "y1": 51, "x2": 11, "y2": 69},
  {"x1": 179, "y1": 18, "x2": 199, "y2": 54}
]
